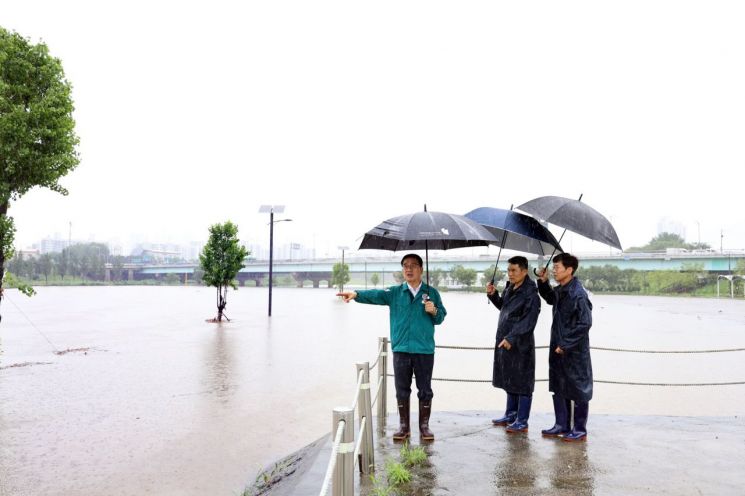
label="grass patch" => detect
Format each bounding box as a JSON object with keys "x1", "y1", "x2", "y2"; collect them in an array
[
  {"x1": 400, "y1": 443, "x2": 427, "y2": 467},
  {"x1": 385, "y1": 459, "x2": 411, "y2": 486}
]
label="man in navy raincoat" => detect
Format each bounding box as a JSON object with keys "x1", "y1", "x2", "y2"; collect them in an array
[
  {"x1": 337, "y1": 254, "x2": 447, "y2": 441},
  {"x1": 486, "y1": 256, "x2": 541, "y2": 433},
  {"x1": 537, "y1": 252, "x2": 593, "y2": 442}
]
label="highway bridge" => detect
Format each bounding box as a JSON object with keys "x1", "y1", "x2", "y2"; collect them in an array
[{"x1": 107, "y1": 251, "x2": 745, "y2": 287}]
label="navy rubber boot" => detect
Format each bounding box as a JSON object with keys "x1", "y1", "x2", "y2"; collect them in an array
[
  {"x1": 541, "y1": 394, "x2": 570, "y2": 437},
  {"x1": 506, "y1": 394, "x2": 532, "y2": 433},
  {"x1": 563, "y1": 401, "x2": 589, "y2": 442},
  {"x1": 492, "y1": 393, "x2": 518, "y2": 426}
]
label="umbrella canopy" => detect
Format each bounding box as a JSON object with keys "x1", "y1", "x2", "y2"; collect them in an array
[
  {"x1": 516, "y1": 196, "x2": 622, "y2": 250},
  {"x1": 359, "y1": 210, "x2": 499, "y2": 251},
  {"x1": 464, "y1": 207, "x2": 563, "y2": 256}
]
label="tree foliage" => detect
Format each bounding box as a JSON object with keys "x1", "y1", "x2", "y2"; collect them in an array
[
  {"x1": 626, "y1": 232, "x2": 711, "y2": 253},
  {"x1": 450, "y1": 264, "x2": 477, "y2": 288},
  {"x1": 482, "y1": 264, "x2": 504, "y2": 285},
  {"x1": 199, "y1": 221, "x2": 249, "y2": 322},
  {"x1": 427, "y1": 268, "x2": 444, "y2": 288},
  {"x1": 370, "y1": 272, "x2": 380, "y2": 287},
  {"x1": 331, "y1": 262, "x2": 350, "y2": 290},
  {"x1": 1, "y1": 27, "x2": 79, "y2": 319}
]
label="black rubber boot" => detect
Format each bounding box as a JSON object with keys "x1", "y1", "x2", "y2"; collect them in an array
[
  {"x1": 419, "y1": 399, "x2": 434, "y2": 441},
  {"x1": 563, "y1": 401, "x2": 589, "y2": 442},
  {"x1": 541, "y1": 394, "x2": 570, "y2": 437},
  {"x1": 492, "y1": 393, "x2": 518, "y2": 426},
  {"x1": 393, "y1": 398, "x2": 410, "y2": 441}
]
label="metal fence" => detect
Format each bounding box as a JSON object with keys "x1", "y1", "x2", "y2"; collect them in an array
[{"x1": 318, "y1": 337, "x2": 388, "y2": 496}]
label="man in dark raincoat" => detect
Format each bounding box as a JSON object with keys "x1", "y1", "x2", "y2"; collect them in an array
[
  {"x1": 486, "y1": 256, "x2": 541, "y2": 433},
  {"x1": 337, "y1": 253, "x2": 447, "y2": 441},
  {"x1": 537, "y1": 253, "x2": 593, "y2": 442}
]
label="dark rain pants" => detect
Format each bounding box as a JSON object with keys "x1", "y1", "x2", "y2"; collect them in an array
[{"x1": 393, "y1": 352, "x2": 434, "y2": 401}]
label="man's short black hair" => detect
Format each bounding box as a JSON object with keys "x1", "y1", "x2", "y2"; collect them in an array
[
  {"x1": 553, "y1": 253, "x2": 579, "y2": 274},
  {"x1": 507, "y1": 256, "x2": 529, "y2": 270},
  {"x1": 401, "y1": 253, "x2": 423, "y2": 267}
]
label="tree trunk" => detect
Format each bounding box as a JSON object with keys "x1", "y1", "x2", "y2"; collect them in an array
[
  {"x1": 0, "y1": 201, "x2": 9, "y2": 324},
  {"x1": 216, "y1": 285, "x2": 223, "y2": 322}
]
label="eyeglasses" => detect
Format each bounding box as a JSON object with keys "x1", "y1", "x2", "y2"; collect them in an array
[{"x1": 402, "y1": 264, "x2": 422, "y2": 270}]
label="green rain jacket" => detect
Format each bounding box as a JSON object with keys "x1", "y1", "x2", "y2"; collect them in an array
[{"x1": 355, "y1": 283, "x2": 447, "y2": 354}]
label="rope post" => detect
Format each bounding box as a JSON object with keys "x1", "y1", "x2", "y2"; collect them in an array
[
  {"x1": 377, "y1": 337, "x2": 389, "y2": 432},
  {"x1": 332, "y1": 407, "x2": 354, "y2": 496},
  {"x1": 356, "y1": 362, "x2": 375, "y2": 475}
]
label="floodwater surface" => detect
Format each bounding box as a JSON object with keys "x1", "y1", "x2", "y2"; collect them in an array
[{"x1": 1, "y1": 286, "x2": 744, "y2": 495}]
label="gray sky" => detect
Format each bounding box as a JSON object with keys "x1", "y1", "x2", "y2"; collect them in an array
[{"x1": 4, "y1": 0, "x2": 745, "y2": 257}]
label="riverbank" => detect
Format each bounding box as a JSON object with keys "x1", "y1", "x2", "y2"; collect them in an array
[{"x1": 248, "y1": 411, "x2": 745, "y2": 496}]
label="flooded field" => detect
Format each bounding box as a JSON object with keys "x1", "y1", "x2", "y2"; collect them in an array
[{"x1": 1, "y1": 286, "x2": 744, "y2": 495}]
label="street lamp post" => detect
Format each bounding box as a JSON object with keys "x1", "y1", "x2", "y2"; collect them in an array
[{"x1": 259, "y1": 205, "x2": 291, "y2": 317}]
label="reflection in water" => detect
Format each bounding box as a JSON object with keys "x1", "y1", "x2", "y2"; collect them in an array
[
  {"x1": 493, "y1": 434, "x2": 537, "y2": 493},
  {"x1": 206, "y1": 325, "x2": 236, "y2": 404},
  {"x1": 548, "y1": 441, "x2": 595, "y2": 495}
]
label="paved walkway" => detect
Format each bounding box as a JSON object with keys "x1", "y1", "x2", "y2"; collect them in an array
[{"x1": 249, "y1": 411, "x2": 745, "y2": 495}]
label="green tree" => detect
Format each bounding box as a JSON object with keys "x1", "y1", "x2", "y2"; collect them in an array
[
  {"x1": 199, "y1": 221, "x2": 249, "y2": 322},
  {"x1": 733, "y1": 259, "x2": 745, "y2": 277},
  {"x1": 627, "y1": 232, "x2": 711, "y2": 253},
  {"x1": 111, "y1": 255, "x2": 126, "y2": 281},
  {"x1": 1, "y1": 27, "x2": 79, "y2": 319},
  {"x1": 331, "y1": 262, "x2": 350, "y2": 291},
  {"x1": 370, "y1": 272, "x2": 380, "y2": 287},
  {"x1": 428, "y1": 268, "x2": 444, "y2": 288},
  {"x1": 392, "y1": 271, "x2": 403, "y2": 284},
  {"x1": 450, "y1": 264, "x2": 478, "y2": 288},
  {"x1": 38, "y1": 253, "x2": 53, "y2": 283},
  {"x1": 482, "y1": 264, "x2": 504, "y2": 285}
]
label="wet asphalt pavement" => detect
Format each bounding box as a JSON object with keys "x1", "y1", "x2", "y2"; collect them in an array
[{"x1": 257, "y1": 411, "x2": 745, "y2": 495}]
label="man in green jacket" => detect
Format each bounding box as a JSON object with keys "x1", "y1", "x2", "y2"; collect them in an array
[{"x1": 337, "y1": 253, "x2": 447, "y2": 441}]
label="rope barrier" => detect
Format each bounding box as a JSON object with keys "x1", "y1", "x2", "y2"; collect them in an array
[
  {"x1": 385, "y1": 374, "x2": 745, "y2": 387},
  {"x1": 318, "y1": 419, "x2": 346, "y2": 496},
  {"x1": 4, "y1": 294, "x2": 60, "y2": 353},
  {"x1": 369, "y1": 342, "x2": 385, "y2": 370},
  {"x1": 350, "y1": 369, "x2": 365, "y2": 410},
  {"x1": 353, "y1": 417, "x2": 366, "y2": 467},
  {"x1": 436, "y1": 344, "x2": 745, "y2": 354},
  {"x1": 595, "y1": 379, "x2": 745, "y2": 386},
  {"x1": 371, "y1": 376, "x2": 384, "y2": 407},
  {"x1": 591, "y1": 346, "x2": 745, "y2": 354}
]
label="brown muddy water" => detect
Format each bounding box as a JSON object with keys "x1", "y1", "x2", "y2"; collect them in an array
[{"x1": 1, "y1": 286, "x2": 744, "y2": 496}]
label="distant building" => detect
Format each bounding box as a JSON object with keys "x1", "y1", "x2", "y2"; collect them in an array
[
  {"x1": 184, "y1": 241, "x2": 205, "y2": 262},
  {"x1": 39, "y1": 237, "x2": 70, "y2": 254},
  {"x1": 18, "y1": 248, "x2": 41, "y2": 260}
]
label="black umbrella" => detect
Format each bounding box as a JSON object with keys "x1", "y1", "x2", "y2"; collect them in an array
[
  {"x1": 358, "y1": 205, "x2": 499, "y2": 289},
  {"x1": 464, "y1": 206, "x2": 563, "y2": 283},
  {"x1": 516, "y1": 194, "x2": 622, "y2": 274}
]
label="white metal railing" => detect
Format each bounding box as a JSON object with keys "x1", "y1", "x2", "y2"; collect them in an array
[{"x1": 318, "y1": 336, "x2": 389, "y2": 496}]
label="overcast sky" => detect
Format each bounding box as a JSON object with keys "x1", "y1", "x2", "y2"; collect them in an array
[{"x1": 4, "y1": 1, "x2": 744, "y2": 257}]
